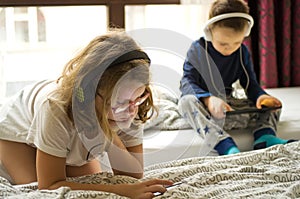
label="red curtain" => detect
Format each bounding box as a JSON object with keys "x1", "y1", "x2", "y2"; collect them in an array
[{"x1": 246, "y1": 0, "x2": 300, "y2": 88}]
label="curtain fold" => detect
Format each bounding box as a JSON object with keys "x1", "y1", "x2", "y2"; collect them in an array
[
  {"x1": 247, "y1": 0, "x2": 300, "y2": 88},
  {"x1": 291, "y1": 0, "x2": 300, "y2": 86}
]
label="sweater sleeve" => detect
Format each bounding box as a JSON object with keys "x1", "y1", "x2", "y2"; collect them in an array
[{"x1": 180, "y1": 40, "x2": 212, "y2": 99}]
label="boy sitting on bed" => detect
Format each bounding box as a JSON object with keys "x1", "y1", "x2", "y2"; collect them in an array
[{"x1": 178, "y1": 0, "x2": 294, "y2": 155}]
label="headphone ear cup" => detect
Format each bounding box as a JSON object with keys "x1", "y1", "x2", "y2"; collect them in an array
[
  {"x1": 244, "y1": 21, "x2": 252, "y2": 37},
  {"x1": 203, "y1": 26, "x2": 212, "y2": 41}
]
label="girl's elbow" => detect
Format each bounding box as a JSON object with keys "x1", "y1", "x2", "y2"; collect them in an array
[{"x1": 134, "y1": 172, "x2": 143, "y2": 179}]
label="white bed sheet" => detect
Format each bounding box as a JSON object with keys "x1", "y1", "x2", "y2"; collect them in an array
[
  {"x1": 143, "y1": 87, "x2": 300, "y2": 167},
  {"x1": 2, "y1": 141, "x2": 300, "y2": 198}
]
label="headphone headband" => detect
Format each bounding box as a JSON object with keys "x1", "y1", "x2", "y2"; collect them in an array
[
  {"x1": 203, "y1": 12, "x2": 254, "y2": 41},
  {"x1": 74, "y1": 49, "x2": 151, "y2": 105},
  {"x1": 110, "y1": 50, "x2": 151, "y2": 67}
]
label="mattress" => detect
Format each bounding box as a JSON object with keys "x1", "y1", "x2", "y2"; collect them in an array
[{"x1": 143, "y1": 87, "x2": 300, "y2": 166}]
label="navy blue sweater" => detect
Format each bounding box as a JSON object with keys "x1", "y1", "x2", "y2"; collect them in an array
[{"x1": 180, "y1": 37, "x2": 266, "y2": 103}]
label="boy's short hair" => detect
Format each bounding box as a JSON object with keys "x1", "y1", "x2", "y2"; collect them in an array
[{"x1": 208, "y1": 0, "x2": 250, "y2": 32}]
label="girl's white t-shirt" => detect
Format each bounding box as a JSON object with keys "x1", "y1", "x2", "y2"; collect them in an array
[{"x1": 0, "y1": 80, "x2": 143, "y2": 166}]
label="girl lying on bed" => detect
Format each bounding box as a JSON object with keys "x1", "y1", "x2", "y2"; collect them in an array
[{"x1": 0, "y1": 30, "x2": 173, "y2": 199}]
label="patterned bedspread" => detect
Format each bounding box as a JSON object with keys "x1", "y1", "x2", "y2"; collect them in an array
[{"x1": 1, "y1": 141, "x2": 300, "y2": 198}]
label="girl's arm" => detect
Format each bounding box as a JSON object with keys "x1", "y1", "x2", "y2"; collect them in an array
[
  {"x1": 107, "y1": 134, "x2": 144, "y2": 179},
  {"x1": 66, "y1": 159, "x2": 101, "y2": 177},
  {"x1": 36, "y1": 149, "x2": 173, "y2": 198}
]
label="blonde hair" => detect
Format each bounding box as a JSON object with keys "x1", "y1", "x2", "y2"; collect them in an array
[
  {"x1": 209, "y1": 0, "x2": 250, "y2": 32},
  {"x1": 54, "y1": 30, "x2": 155, "y2": 140},
  {"x1": 97, "y1": 60, "x2": 154, "y2": 139}
]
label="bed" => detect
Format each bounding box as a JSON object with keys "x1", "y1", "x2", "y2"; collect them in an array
[
  {"x1": 0, "y1": 141, "x2": 299, "y2": 198},
  {"x1": 1, "y1": 67, "x2": 300, "y2": 198},
  {"x1": 1, "y1": 86, "x2": 299, "y2": 199},
  {"x1": 1, "y1": 54, "x2": 300, "y2": 198}
]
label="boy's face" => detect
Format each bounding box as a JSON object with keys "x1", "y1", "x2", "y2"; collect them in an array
[{"x1": 210, "y1": 26, "x2": 246, "y2": 56}]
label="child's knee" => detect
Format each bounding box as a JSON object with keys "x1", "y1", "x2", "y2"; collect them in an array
[{"x1": 178, "y1": 95, "x2": 199, "y2": 109}]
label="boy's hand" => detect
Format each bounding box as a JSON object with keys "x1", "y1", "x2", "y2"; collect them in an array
[
  {"x1": 203, "y1": 96, "x2": 232, "y2": 119},
  {"x1": 256, "y1": 94, "x2": 282, "y2": 109}
]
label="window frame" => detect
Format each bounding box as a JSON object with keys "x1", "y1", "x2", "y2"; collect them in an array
[{"x1": 0, "y1": 0, "x2": 180, "y2": 28}]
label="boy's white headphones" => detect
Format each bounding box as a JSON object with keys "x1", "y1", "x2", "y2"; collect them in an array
[{"x1": 203, "y1": 12, "x2": 254, "y2": 41}]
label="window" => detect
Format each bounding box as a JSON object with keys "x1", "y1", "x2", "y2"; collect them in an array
[
  {"x1": 125, "y1": 4, "x2": 211, "y2": 96},
  {"x1": 0, "y1": 7, "x2": 46, "y2": 44},
  {"x1": 0, "y1": 6, "x2": 107, "y2": 101},
  {"x1": 125, "y1": 4, "x2": 210, "y2": 40},
  {"x1": 0, "y1": 3, "x2": 212, "y2": 103}
]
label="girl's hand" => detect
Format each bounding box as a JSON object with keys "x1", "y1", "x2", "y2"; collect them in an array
[
  {"x1": 114, "y1": 179, "x2": 174, "y2": 199},
  {"x1": 256, "y1": 94, "x2": 282, "y2": 109},
  {"x1": 203, "y1": 96, "x2": 232, "y2": 119}
]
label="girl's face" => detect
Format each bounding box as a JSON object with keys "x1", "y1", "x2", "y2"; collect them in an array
[
  {"x1": 210, "y1": 26, "x2": 246, "y2": 56},
  {"x1": 106, "y1": 80, "x2": 147, "y2": 130}
]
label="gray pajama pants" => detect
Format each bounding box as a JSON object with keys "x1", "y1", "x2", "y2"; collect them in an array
[{"x1": 178, "y1": 95, "x2": 280, "y2": 155}]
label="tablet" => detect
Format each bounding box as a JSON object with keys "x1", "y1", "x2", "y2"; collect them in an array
[
  {"x1": 153, "y1": 182, "x2": 183, "y2": 197},
  {"x1": 225, "y1": 106, "x2": 282, "y2": 115}
]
